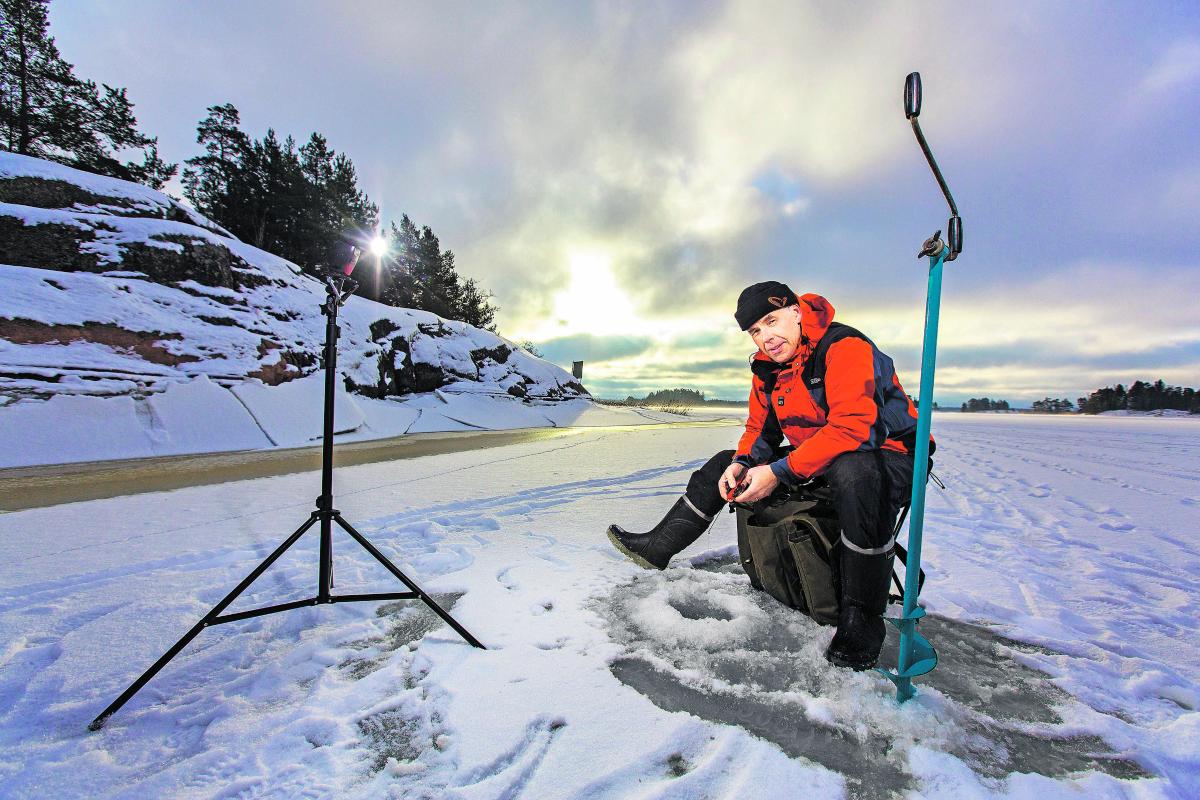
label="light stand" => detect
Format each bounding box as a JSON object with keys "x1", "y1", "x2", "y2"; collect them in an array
[{"x1": 89, "y1": 262, "x2": 485, "y2": 732}]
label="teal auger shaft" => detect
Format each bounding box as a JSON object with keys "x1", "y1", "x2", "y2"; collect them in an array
[{"x1": 893, "y1": 246, "x2": 947, "y2": 702}]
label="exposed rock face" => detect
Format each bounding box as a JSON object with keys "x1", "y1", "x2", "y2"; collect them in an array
[
  {"x1": 0, "y1": 215, "x2": 255, "y2": 289},
  {"x1": 0, "y1": 152, "x2": 589, "y2": 404},
  {"x1": 0, "y1": 319, "x2": 199, "y2": 366},
  {"x1": 353, "y1": 326, "x2": 528, "y2": 398}
]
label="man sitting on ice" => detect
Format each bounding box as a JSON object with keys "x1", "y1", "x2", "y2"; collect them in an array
[{"x1": 606, "y1": 281, "x2": 920, "y2": 670}]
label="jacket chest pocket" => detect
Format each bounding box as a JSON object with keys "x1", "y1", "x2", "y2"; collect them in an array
[{"x1": 772, "y1": 374, "x2": 825, "y2": 427}]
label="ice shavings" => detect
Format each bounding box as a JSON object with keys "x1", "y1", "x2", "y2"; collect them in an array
[{"x1": 627, "y1": 573, "x2": 771, "y2": 649}]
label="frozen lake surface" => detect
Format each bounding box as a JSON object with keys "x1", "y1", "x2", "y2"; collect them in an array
[{"x1": 0, "y1": 414, "x2": 1196, "y2": 798}]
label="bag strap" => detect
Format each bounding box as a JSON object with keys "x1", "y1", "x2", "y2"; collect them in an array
[{"x1": 800, "y1": 322, "x2": 858, "y2": 415}]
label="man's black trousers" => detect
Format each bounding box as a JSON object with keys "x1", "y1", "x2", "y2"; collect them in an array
[{"x1": 686, "y1": 449, "x2": 915, "y2": 551}]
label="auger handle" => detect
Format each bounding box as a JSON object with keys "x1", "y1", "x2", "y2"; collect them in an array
[{"x1": 905, "y1": 72, "x2": 962, "y2": 260}]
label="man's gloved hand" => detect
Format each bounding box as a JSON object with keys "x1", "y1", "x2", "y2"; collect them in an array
[{"x1": 731, "y1": 465, "x2": 779, "y2": 504}]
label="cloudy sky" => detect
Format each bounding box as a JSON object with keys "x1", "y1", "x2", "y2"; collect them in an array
[{"x1": 51, "y1": 1, "x2": 1200, "y2": 403}]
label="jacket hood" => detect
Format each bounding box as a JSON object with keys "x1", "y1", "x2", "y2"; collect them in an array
[{"x1": 750, "y1": 293, "x2": 836, "y2": 367}]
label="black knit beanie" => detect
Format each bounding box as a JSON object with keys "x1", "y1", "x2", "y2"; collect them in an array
[{"x1": 734, "y1": 281, "x2": 799, "y2": 330}]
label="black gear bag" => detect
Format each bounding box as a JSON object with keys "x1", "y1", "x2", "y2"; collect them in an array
[
  {"x1": 736, "y1": 489, "x2": 842, "y2": 625},
  {"x1": 734, "y1": 484, "x2": 924, "y2": 626}
]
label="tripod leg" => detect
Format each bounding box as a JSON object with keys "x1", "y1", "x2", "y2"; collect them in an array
[
  {"x1": 333, "y1": 515, "x2": 486, "y2": 649},
  {"x1": 89, "y1": 514, "x2": 320, "y2": 731}
]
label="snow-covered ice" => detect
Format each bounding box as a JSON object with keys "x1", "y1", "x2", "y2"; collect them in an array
[{"x1": 0, "y1": 414, "x2": 1196, "y2": 798}]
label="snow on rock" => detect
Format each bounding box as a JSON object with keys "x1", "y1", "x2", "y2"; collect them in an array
[
  {"x1": 345, "y1": 396, "x2": 423, "y2": 439},
  {"x1": 403, "y1": 406, "x2": 487, "y2": 433},
  {"x1": 0, "y1": 382, "x2": 707, "y2": 468},
  {"x1": 0, "y1": 152, "x2": 600, "y2": 466},
  {"x1": 0, "y1": 150, "x2": 229, "y2": 235},
  {"x1": 0, "y1": 375, "x2": 279, "y2": 467}
]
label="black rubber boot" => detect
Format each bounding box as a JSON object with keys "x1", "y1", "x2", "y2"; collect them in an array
[
  {"x1": 825, "y1": 547, "x2": 894, "y2": 670},
  {"x1": 606, "y1": 497, "x2": 712, "y2": 570}
]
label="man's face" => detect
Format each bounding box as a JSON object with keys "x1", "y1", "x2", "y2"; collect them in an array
[{"x1": 747, "y1": 305, "x2": 803, "y2": 363}]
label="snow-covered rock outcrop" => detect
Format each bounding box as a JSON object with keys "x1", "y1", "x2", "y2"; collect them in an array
[{"x1": 0, "y1": 152, "x2": 605, "y2": 467}]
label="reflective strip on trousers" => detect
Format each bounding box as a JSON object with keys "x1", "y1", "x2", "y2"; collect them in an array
[
  {"x1": 683, "y1": 495, "x2": 714, "y2": 522},
  {"x1": 838, "y1": 532, "x2": 895, "y2": 556}
]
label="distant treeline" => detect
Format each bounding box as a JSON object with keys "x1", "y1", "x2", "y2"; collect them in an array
[
  {"x1": 624, "y1": 388, "x2": 742, "y2": 406},
  {"x1": 961, "y1": 397, "x2": 1011, "y2": 412},
  {"x1": 617, "y1": 381, "x2": 1200, "y2": 414},
  {"x1": 0, "y1": 0, "x2": 498, "y2": 330},
  {"x1": 1077, "y1": 380, "x2": 1199, "y2": 415},
  {"x1": 958, "y1": 381, "x2": 1198, "y2": 414},
  {"x1": 1031, "y1": 398, "x2": 1075, "y2": 413}
]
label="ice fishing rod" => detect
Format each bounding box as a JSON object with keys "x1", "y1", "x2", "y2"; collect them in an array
[{"x1": 877, "y1": 72, "x2": 963, "y2": 703}]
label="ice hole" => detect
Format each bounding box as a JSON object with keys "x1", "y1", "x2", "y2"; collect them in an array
[{"x1": 598, "y1": 555, "x2": 1153, "y2": 799}]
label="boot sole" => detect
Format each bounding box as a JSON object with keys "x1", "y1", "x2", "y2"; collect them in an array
[
  {"x1": 606, "y1": 526, "x2": 665, "y2": 570},
  {"x1": 824, "y1": 648, "x2": 878, "y2": 671}
]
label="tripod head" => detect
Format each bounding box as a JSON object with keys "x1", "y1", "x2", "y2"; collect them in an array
[
  {"x1": 321, "y1": 241, "x2": 362, "y2": 310},
  {"x1": 323, "y1": 272, "x2": 358, "y2": 309}
]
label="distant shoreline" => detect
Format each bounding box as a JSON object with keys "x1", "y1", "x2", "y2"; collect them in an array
[{"x1": 597, "y1": 399, "x2": 747, "y2": 409}]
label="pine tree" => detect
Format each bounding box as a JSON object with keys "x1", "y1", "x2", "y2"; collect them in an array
[
  {"x1": 0, "y1": 0, "x2": 175, "y2": 186},
  {"x1": 1, "y1": 0, "x2": 79, "y2": 156},
  {"x1": 132, "y1": 140, "x2": 176, "y2": 189},
  {"x1": 519, "y1": 340, "x2": 544, "y2": 358},
  {"x1": 297, "y1": 132, "x2": 335, "y2": 271},
  {"x1": 415, "y1": 226, "x2": 447, "y2": 315},
  {"x1": 176, "y1": 103, "x2": 500, "y2": 328},
  {"x1": 182, "y1": 103, "x2": 251, "y2": 225},
  {"x1": 1080, "y1": 380, "x2": 1198, "y2": 414},
  {"x1": 322, "y1": 151, "x2": 377, "y2": 273},
  {"x1": 251, "y1": 130, "x2": 307, "y2": 255},
  {"x1": 182, "y1": 109, "x2": 379, "y2": 276},
  {"x1": 299, "y1": 132, "x2": 334, "y2": 187},
  {"x1": 433, "y1": 249, "x2": 464, "y2": 319},
  {"x1": 458, "y1": 277, "x2": 498, "y2": 331},
  {"x1": 380, "y1": 215, "x2": 421, "y2": 308}
]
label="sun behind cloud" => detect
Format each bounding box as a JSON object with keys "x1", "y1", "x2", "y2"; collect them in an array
[{"x1": 547, "y1": 250, "x2": 641, "y2": 337}]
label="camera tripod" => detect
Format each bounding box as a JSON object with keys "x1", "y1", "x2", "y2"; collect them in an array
[{"x1": 89, "y1": 272, "x2": 485, "y2": 731}]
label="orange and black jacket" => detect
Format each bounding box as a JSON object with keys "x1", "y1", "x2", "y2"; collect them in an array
[{"x1": 734, "y1": 293, "x2": 921, "y2": 485}]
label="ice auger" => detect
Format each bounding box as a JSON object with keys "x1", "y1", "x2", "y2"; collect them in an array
[{"x1": 876, "y1": 72, "x2": 963, "y2": 702}]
